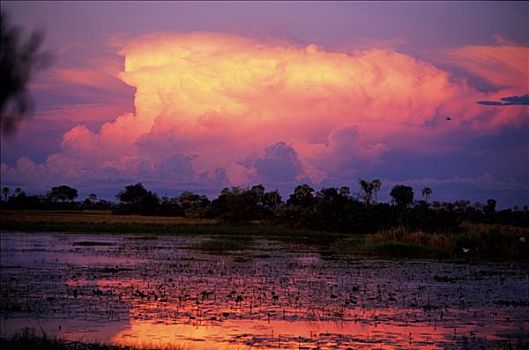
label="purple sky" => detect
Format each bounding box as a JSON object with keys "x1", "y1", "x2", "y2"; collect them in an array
[{"x1": 1, "y1": 1, "x2": 528, "y2": 208}]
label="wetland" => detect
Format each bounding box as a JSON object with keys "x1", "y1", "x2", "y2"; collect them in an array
[{"x1": 1, "y1": 232, "x2": 528, "y2": 349}]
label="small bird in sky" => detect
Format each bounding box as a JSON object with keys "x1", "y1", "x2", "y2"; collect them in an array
[{"x1": 446, "y1": 117, "x2": 452, "y2": 121}]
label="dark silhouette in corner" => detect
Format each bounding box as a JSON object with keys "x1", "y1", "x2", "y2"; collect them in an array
[{"x1": 1, "y1": 10, "x2": 51, "y2": 136}]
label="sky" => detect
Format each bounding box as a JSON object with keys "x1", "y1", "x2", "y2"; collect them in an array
[{"x1": 1, "y1": 1, "x2": 528, "y2": 208}]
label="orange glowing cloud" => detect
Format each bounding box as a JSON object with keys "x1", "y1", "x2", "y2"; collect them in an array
[
  {"x1": 2, "y1": 32, "x2": 527, "y2": 191},
  {"x1": 55, "y1": 67, "x2": 116, "y2": 89},
  {"x1": 52, "y1": 54, "x2": 126, "y2": 88},
  {"x1": 446, "y1": 43, "x2": 528, "y2": 90}
]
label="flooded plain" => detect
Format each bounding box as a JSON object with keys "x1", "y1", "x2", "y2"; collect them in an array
[{"x1": 1, "y1": 233, "x2": 528, "y2": 349}]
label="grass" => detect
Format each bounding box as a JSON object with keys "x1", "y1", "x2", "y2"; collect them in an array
[
  {"x1": 1, "y1": 210, "x2": 527, "y2": 260},
  {"x1": 338, "y1": 224, "x2": 529, "y2": 260},
  {"x1": 360, "y1": 241, "x2": 449, "y2": 258},
  {"x1": 0, "y1": 210, "x2": 337, "y2": 245},
  {"x1": 192, "y1": 237, "x2": 253, "y2": 252},
  {"x1": 0, "y1": 210, "x2": 217, "y2": 234},
  {"x1": 0, "y1": 328, "x2": 188, "y2": 350}
]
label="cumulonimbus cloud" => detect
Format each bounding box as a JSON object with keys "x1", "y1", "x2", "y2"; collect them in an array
[{"x1": 1, "y1": 32, "x2": 527, "y2": 195}]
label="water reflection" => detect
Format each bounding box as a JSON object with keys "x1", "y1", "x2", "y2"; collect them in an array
[
  {"x1": 1, "y1": 233, "x2": 528, "y2": 349},
  {"x1": 112, "y1": 317, "x2": 458, "y2": 349}
]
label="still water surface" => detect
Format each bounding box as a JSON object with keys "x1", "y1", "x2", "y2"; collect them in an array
[{"x1": 1, "y1": 233, "x2": 528, "y2": 349}]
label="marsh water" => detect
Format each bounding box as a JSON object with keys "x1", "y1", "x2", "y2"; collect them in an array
[{"x1": 1, "y1": 233, "x2": 528, "y2": 349}]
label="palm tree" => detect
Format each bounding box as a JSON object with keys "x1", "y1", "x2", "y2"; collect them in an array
[
  {"x1": 359, "y1": 179, "x2": 373, "y2": 205},
  {"x1": 422, "y1": 187, "x2": 432, "y2": 203},
  {"x1": 372, "y1": 179, "x2": 381, "y2": 203},
  {"x1": 359, "y1": 179, "x2": 382, "y2": 205}
]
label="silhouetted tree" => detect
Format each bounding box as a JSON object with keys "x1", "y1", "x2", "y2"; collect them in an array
[
  {"x1": 287, "y1": 184, "x2": 315, "y2": 207},
  {"x1": 81, "y1": 193, "x2": 101, "y2": 210},
  {"x1": 263, "y1": 190, "x2": 282, "y2": 212},
  {"x1": 116, "y1": 183, "x2": 160, "y2": 215},
  {"x1": 422, "y1": 187, "x2": 432, "y2": 203},
  {"x1": 1, "y1": 10, "x2": 51, "y2": 135},
  {"x1": 372, "y1": 179, "x2": 381, "y2": 202},
  {"x1": 339, "y1": 186, "x2": 351, "y2": 198},
  {"x1": 1, "y1": 186, "x2": 9, "y2": 201},
  {"x1": 390, "y1": 185, "x2": 414, "y2": 207},
  {"x1": 117, "y1": 183, "x2": 149, "y2": 205},
  {"x1": 359, "y1": 179, "x2": 381, "y2": 204},
  {"x1": 0, "y1": 180, "x2": 525, "y2": 230},
  {"x1": 312, "y1": 187, "x2": 353, "y2": 232},
  {"x1": 158, "y1": 196, "x2": 184, "y2": 216},
  {"x1": 209, "y1": 187, "x2": 265, "y2": 222},
  {"x1": 6, "y1": 191, "x2": 42, "y2": 209},
  {"x1": 359, "y1": 179, "x2": 373, "y2": 204},
  {"x1": 48, "y1": 185, "x2": 78, "y2": 202},
  {"x1": 176, "y1": 191, "x2": 210, "y2": 216},
  {"x1": 251, "y1": 184, "x2": 265, "y2": 206},
  {"x1": 484, "y1": 199, "x2": 497, "y2": 216},
  {"x1": 454, "y1": 199, "x2": 471, "y2": 213}
]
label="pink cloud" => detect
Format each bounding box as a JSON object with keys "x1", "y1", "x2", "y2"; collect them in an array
[
  {"x1": 2, "y1": 33, "x2": 526, "y2": 193},
  {"x1": 55, "y1": 67, "x2": 117, "y2": 90},
  {"x1": 445, "y1": 43, "x2": 528, "y2": 90},
  {"x1": 36, "y1": 103, "x2": 132, "y2": 124}
]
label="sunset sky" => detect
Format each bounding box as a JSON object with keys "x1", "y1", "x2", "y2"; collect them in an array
[{"x1": 1, "y1": 1, "x2": 528, "y2": 207}]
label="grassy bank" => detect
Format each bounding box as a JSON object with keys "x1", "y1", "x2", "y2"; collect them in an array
[
  {"x1": 0, "y1": 209, "x2": 336, "y2": 242},
  {"x1": 1, "y1": 210, "x2": 527, "y2": 260},
  {"x1": 0, "y1": 210, "x2": 215, "y2": 233},
  {"x1": 338, "y1": 224, "x2": 529, "y2": 260}
]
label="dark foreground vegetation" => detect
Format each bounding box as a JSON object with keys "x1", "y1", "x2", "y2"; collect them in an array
[
  {"x1": 0, "y1": 328, "x2": 128, "y2": 350},
  {"x1": 1, "y1": 181, "x2": 528, "y2": 260},
  {"x1": 0, "y1": 328, "x2": 184, "y2": 350}
]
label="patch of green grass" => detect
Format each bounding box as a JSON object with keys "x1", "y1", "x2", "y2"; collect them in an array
[
  {"x1": 192, "y1": 238, "x2": 252, "y2": 253},
  {"x1": 359, "y1": 241, "x2": 449, "y2": 258},
  {"x1": 331, "y1": 235, "x2": 365, "y2": 253},
  {"x1": 353, "y1": 224, "x2": 528, "y2": 260},
  {"x1": 454, "y1": 223, "x2": 529, "y2": 260}
]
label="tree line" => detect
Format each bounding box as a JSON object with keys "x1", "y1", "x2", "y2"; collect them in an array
[{"x1": 1, "y1": 181, "x2": 528, "y2": 232}]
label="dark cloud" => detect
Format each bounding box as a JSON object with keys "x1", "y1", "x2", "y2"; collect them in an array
[
  {"x1": 155, "y1": 155, "x2": 194, "y2": 182},
  {"x1": 477, "y1": 93, "x2": 529, "y2": 106},
  {"x1": 254, "y1": 142, "x2": 302, "y2": 183}
]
